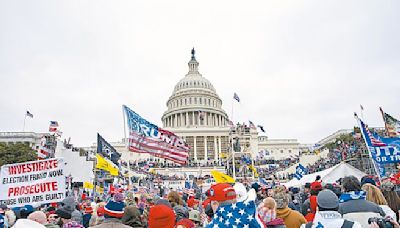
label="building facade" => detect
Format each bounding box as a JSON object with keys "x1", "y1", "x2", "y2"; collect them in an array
[{"x1": 161, "y1": 49, "x2": 230, "y2": 164}]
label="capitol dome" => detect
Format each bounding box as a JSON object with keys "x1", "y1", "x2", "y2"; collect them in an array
[{"x1": 162, "y1": 49, "x2": 229, "y2": 128}]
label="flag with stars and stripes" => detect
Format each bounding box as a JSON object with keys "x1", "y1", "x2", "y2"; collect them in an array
[{"x1": 206, "y1": 200, "x2": 263, "y2": 228}]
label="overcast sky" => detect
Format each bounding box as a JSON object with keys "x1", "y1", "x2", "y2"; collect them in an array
[{"x1": 1, "y1": 1, "x2": 399, "y2": 146}]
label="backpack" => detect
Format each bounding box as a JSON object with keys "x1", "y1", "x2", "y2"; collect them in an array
[
  {"x1": 305, "y1": 219, "x2": 354, "y2": 228},
  {"x1": 304, "y1": 196, "x2": 317, "y2": 222}
]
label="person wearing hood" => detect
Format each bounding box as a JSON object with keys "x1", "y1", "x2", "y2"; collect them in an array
[
  {"x1": 274, "y1": 187, "x2": 306, "y2": 228},
  {"x1": 338, "y1": 176, "x2": 385, "y2": 228},
  {"x1": 257, "y1": 197, "x2": 286, "y2": 228},
  {"x1": 174, "y1": 205, "x2": 189, "y2": 222},
  {"x1": 121, "y1": 203, "x2": 143, "y2": 228},
  {"x1": 56, "y1": 208, "x2": 83, "y2": 228},
  {"x1": 301, "y1": 189, "x2": 362, "y2": 228},
  {"x1": 61, "y1": 197, "x2": 83, "y2": 225},
  {"x1": 28, "y1": 211, "x2": 60, "y2": 228}
]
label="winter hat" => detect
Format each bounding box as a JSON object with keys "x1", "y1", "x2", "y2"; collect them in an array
[
  {"x1": 173, "y1": 205, "x2": 189, "y2": 221},
  {"x1": 113, "y1": 192, "x2": 125, "y2": 203},
  {"x1": 251, "y1": 182, "x2": 261, "y2": 192},
  {"x1": 317, "y1": 189, "x2": 339, "y2": 209},
  {"x1": 56, "y1": 208, "x2": 72, "y2": 219},
  {"x1": 234, "y1": 182, "x2": 248, "y2": 202},
  {"x1": 381, "y1": 181, "x2": 395, "y2": 191},
  {"x1": 310, "y1": 182, "x2": 323, "y2": 191},
  {"x1": 104, "y1": 200, "x2": 125, "y2": 218},
  {"x1": 361, "y1": 176, "x2": 376, "y2": 186},
  {"x1": 148, "y1": 204, "x2": 176, "y2": 228},
  {"x1": 189, "y1": 210, "x2": 201, "y2": 222},
  {"x1": 206, "y1": 183, "x2": 236, "y2": 202},
  {"x1": 28, "y1": 211, "x2": 47, "y2": 225},
  {"x1": 155, "y1": 198, "x2": 172, "y2": 208},
  {"x1": 176, "y1": 218, "x2": 195, "y2": 228},
  {"x1": 62, "y1": 197, "x2": 77, "y2": 213}
]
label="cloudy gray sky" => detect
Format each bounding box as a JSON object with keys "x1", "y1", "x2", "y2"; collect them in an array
[{"x1": 1, "y1": 0, "x2": 399, "y2": 146}]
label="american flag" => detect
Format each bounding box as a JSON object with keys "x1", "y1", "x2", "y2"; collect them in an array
[
  {"x1": 207, "y1": 201, "x2": 263, "y2": 228},
  {"x1": 37, "y1": 146, "x2": 51, "y2": 159},
  {"x1": 233, "y1": 92, "x2": 240, "y2": 102},
  {"x1": 249, "y1": 121, "x2": 256, "y2": 130},
  {"x1": 49, "y1": 121, "x2": 59, "y2": 132},
  {"x1": 365, "y1": 125, "x2": 387, "y2": 147},
  {"x1": 124, "y1": 105, "x2": 189, "y2": 165}
]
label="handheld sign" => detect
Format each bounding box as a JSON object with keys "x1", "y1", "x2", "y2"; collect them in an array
[{"x1": 0, "y1": 158, "x2": 66, "y2": 207}]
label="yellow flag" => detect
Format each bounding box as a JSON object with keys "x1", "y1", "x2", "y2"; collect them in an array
[
  {"x1": 211, "y1": 170, "x2": 235, "y2": 183},
  {"x1": 96, "y1": 154, "x2": 109, "y2": 171},
  {"x1": 96, "y1": 154, "x2": 119, "y2": 176},
  {"x1": 83, "y1": 182, "x2": 94, "y2": 189},
  {"x1": 248, "y1": 165, "x2": 259, "y2": 178},
  {"x1": 109, "y1": 165, "x2": 119, "y2": 176}
]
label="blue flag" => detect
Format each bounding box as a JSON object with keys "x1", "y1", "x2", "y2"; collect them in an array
[{"x1": 358, "y1": 118, "x2": 400, "y2": 164}]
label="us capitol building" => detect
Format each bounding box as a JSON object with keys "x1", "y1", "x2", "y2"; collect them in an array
[{"x1": 158, "y1": 49, "x2": 300, "y2": 164}]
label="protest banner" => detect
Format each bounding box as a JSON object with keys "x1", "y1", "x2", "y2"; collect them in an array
[{"x1": 0, "y1": 158, "x2": 66, "y2": 207}]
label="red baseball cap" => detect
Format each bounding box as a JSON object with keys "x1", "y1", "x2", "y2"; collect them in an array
[
  {"x1": 206, "y1": 183, "x2": 236, "y2": 202},
  {"x1": 310, "y1": 182, "x2": 322, "y2": 191}
]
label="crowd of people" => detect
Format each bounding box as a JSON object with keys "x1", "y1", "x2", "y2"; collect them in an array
[{"x1": 0, "y1": 174, "x2": 399, "y2": 228}]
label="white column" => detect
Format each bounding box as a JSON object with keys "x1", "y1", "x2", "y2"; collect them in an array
[
  {"x1": 186, "y1": 112, "x2": 189, "y2": 126},
  {"x1": 194, "y1": 136, "x2": 197, "y2": 160},
  {"x1": 218, "y1": 136, "x2": 222, "y2": 166},
  {"x1": 214, "y1": 136, "x2": 218, "y2": 162},
  {"x1": 204, "y1": 136, "x2": 208, "y2": 162},
  {"x1": 180, "y1": 113, "x2": 183, "y2": 127},
  {"x1": 214, "y1": 115, "x2": 217, "y2": 126},
  {"x1": 174, "y1": 114, "x2": 177, "y2": 127},
  {"x1": 192, "y1": 112, "x2": 195, "y2": 126}
]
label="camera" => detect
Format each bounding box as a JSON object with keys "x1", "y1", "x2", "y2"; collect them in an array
[{"x1": 368, "y1": 217, "x2": 394, "y2": 228}]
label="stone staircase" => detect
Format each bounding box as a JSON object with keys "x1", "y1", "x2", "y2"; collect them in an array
[{"x1": 276, "y1": 149, "x2": 329, "y2": 176}]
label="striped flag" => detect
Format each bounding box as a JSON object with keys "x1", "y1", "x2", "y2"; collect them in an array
[
  {"x1": 37, "y1": 146, "x2": 51, "y2": 159},
  {"x1": 249, "y1": 120, "x2": 256, "y2": 130},
  {"x1": 49, "y1": 121, "x2": 59, "y2": 132},
  {"x1": 123, "y1": 105, "x2": 190, "y2": 165},
  {"x1": 380, "y1": 107, "x2": 400, "y2": 137}
]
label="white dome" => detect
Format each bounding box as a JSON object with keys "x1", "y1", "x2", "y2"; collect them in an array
[{"x1": 162, "y1": 49, "x2": 229, "y2": 129}]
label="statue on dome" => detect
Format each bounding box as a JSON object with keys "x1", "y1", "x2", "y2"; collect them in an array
[{"x1": 191, "y1": 48, "x2": 196, "y2": 60}]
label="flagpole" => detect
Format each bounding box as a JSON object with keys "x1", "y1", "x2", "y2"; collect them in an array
[
  {"x1": 354, "y1": 114, "x2": 382, "y2": 183},
  {"x1": 23, "y1": 114, "x2": 27, "y2": 132},
  {"x1": 122, "y1": 105, "x2": 132, "y2": 188},
  {"x1": 360, "y1": 105, "x2": 366, "y2": 124}
]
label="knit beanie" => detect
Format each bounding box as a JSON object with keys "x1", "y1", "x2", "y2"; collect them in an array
[
  {"x1": 148, "y1": 204, "x2": 176, "y2": 228},
  {"x1": 104, "y1": 200, "x2": 125, "y2": 219},
  {"x1": 56, "y1": 208, "x2": 72, "y2": 219}
]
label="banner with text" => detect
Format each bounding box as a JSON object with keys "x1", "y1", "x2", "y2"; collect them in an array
[{"x1": 0, "y1": 158, "x2": 66, "y2": 207}]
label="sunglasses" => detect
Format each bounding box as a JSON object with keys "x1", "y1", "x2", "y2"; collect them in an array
[{"x1": 49, "y1": 215, "x2": 59, "y2": 219}]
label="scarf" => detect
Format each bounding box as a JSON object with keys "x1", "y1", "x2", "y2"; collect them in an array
[{"x1": 339, "y1": 191, "x2": 366, "y2": 203}]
